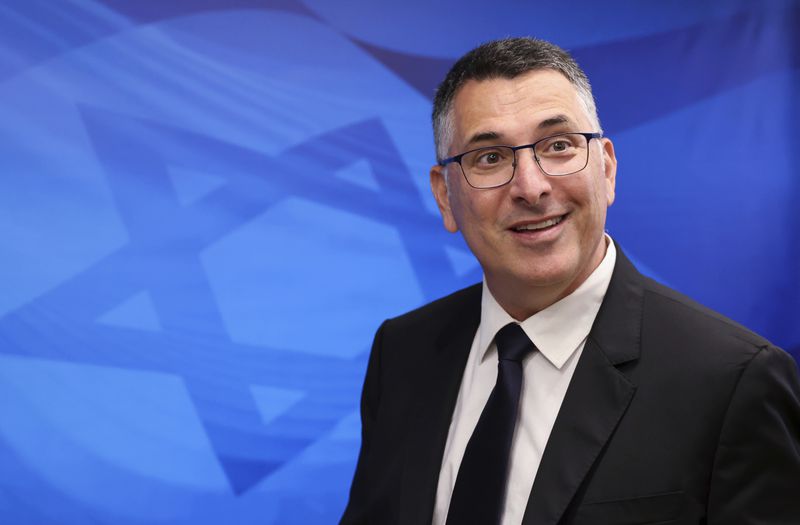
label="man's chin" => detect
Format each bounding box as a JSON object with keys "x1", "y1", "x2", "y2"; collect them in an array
[{"x1": 485, "y1": 264, "x2": 578, "y2": 310}]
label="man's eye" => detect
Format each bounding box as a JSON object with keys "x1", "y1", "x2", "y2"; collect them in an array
[
  {"x1": 473, "y1": 148, "x2": 511, "y2": 167},
  {"x1": 550, "y1": 140, "x2": 571, "y2": 152},
  {"x1": 478, "y1": 152, "x2": 501, "y2": 164}
]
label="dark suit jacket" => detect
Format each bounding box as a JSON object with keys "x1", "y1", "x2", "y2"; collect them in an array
[{"x1": 341, "y1": 247, "x2": 800, "y2": 524}]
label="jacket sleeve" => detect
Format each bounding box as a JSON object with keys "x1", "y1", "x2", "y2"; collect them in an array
[
  {"x1": 339, "y1": 321, "x2": 387, "y2": 525},
  {"x1": 708, "y1": 345, "x2": 800, "y2": 524}
]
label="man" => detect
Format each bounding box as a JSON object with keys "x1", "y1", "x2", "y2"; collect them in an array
[{"x1": 340, "y1": 38, "x2": 800, "y2": 525}]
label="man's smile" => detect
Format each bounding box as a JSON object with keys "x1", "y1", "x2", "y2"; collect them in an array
[{"x1": 509, "y1": 213, "x2": 568, "y2": 234}]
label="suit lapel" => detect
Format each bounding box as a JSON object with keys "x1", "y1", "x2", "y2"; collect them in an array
[
  {"x1": 398, "y1": 285, "x2": 482, "y2": 525},
  {"x1": 522, "y1": 246, "x2": 645, "y2": 525},
  {"x1": 521, "y1": 339, "x2": 636, "y2": 524}
]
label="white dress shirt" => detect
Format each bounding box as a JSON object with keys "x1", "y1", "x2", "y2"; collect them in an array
[{"x1": 432, "y1": 237, "x2": 617, "y2": 525}]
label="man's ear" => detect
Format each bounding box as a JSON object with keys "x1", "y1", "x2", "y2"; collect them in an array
[
  {"x1": 601, "y1": 138, "x2": 617, "y2": 207},
  {"x1": 430, "y1": 165, "x2": 459, "y2": 233}
]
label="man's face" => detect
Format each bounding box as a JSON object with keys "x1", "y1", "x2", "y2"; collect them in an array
[{"x1": 430, "y1": 69, "x2": 617, "y2": 318}]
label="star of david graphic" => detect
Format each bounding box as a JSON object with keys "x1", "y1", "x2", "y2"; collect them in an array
[{"x1": 0, "y1": 105, "x2": 479, "y2": 494}]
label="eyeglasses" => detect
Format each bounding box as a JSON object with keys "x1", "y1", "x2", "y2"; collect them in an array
[{"x1": 438, "y1": 132, "x2": 602, "y2": 189}]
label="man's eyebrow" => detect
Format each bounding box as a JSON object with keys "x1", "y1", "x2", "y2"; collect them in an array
[
  {"x1": 463, "y1": 131, "x2": 503, "y2": 149},
  {"x1": 538, "y1": 115, "x2": 571, "y2": 129}
]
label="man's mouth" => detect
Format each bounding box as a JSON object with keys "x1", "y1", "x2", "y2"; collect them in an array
[{"x1": 511, "y1": 214, "x2": 566, "y2": 232}]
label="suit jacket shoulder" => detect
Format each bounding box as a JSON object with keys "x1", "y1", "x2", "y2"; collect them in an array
[
  {"x1": 543, "y1": 247, "x2": 800, "y2": 525},
  {"x1": 340, "y1": 284, "x2": 483, "y2": 525},
  {"x1": 639, "y1": 270, "x2": 771, "y2": 349},
  {"x1": 383, "y1": 283, "x2": 482, "y2": 342}
]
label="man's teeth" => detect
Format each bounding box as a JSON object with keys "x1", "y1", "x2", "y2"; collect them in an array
[{"x1": 514, "y1": 216, "x2": 563, "y2": 231}]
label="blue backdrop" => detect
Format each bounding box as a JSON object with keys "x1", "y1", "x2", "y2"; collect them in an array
[{"x1": 1, "y1": 1, "x2": 798, "y2": 523}]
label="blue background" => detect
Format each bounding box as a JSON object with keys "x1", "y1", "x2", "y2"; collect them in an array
[{"x1": 1, "y1": 1, "x2": 798, "y2": 523}]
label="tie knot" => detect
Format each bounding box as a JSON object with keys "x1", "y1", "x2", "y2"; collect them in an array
[{"x1": 494, "y1": 323, "x2": 535, "y2": 363}]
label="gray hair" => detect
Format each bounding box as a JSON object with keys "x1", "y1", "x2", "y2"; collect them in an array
[{"x1": 432, "y1": 37, "x2": 601, "y2": 161}]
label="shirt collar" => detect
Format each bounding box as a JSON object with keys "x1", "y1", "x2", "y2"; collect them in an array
[{"x1": 477, "y1": 235, "x2": 617, "y2": 369}]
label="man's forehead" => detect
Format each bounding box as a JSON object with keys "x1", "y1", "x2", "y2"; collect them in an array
[{"x1": 449, "y1": 70, "x2": 588, "y2": 146}]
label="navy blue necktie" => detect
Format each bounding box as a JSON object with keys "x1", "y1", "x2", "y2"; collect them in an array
[{"x1": 445, "y1": 323, "x2": 535, "y2": 525}]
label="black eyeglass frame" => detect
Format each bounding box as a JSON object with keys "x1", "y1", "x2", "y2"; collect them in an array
[{"x1": 438, "y1": 131, "x2": 603, "y2": 189}]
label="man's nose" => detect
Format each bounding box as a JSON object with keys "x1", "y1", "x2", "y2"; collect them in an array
[{"x1": 508, "y1": 148, "x2": 553, "y2": 204}]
